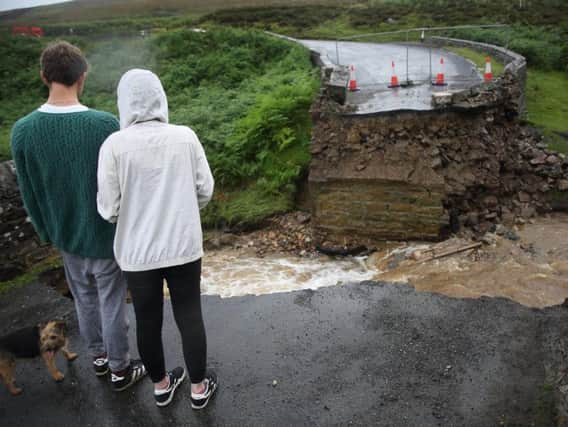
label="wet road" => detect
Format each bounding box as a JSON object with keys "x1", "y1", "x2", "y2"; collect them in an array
[
  {"x1": 300, "y1": 40, "x2": 482, "y2": 113},
  {"x1": 1, "y1": 281, "x2": 566, "y2": 426}
]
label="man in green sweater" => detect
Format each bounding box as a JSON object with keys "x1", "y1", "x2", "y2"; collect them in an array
[{"x1": 11, "y1": 41, "x2": 146, "y2": 391}]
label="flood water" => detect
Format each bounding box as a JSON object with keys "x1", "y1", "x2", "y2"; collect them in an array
[
  {"x1": 199, "y1": 249, "x2": 377, "y2": 298},
  {"x1": 174, "y1": 214, "x2": 568, "y2": 309}
]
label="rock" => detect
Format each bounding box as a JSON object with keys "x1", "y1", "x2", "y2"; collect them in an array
[
  {"x1": 465, "y1": 212, "x2": 479, "y2": 226},
  {"x1": 310, "y1": 145, "x2": 323, "y2": 155},
  {"x1": 558, "y1": 180, "x2": 568, "y2": 191},
  {"x1": 494, "y1": 224, "x2": 507, "y2": 236},
  {"x1": 546, "y1": 155, "x2": 560, "y2": 165},
  {"x1": 504, "y1": 230, "x2": 520, "y2": 241},
  {"x1": 518, "y1": 191, "x2": 531, "y2": 203},
  {"x1": 483, "y1": 195, "x2": 498, "y2": 208},
  {"x1": 410, "y1": 250, "x2": 422, "y2": 261},
  {"x1": 521, "y1": 206, "x2": 536, "y2": 218},
  {"x1": 480, "y1": 232, "x2": 497, "y2": 246},
  {"x1": 431, "y1": 157, "x2": 442, "y2": 169},
  {"x1": 530, "y1": 155, "x2": 547, "y2": 166}
]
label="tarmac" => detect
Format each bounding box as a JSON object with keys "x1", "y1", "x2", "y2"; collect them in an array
[
  {"x1": 300, "y1": 40, "x2": 482, "y2": 114},
  {"x1": 1, "y1": 280, "x2": 567, "y2": 426}
]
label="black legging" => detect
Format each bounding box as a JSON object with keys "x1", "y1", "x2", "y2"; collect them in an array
[{"x1": 125, "y1": 259, "x2": 206, "y2": 384}]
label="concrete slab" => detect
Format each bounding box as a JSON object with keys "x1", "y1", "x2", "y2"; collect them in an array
[
  {"x1": 1, "y1": 281, "x2": 566, "y2": 426},
  {"x1": 300, "y1": 40, "x2": 482, "y2": 114}
]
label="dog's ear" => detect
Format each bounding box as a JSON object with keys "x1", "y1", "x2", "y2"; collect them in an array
[{"x1": 53, "y1": 320, "x2": 67, "y2": 335}]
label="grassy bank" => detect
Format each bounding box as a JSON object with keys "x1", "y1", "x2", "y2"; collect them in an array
[
  {"x1": 446, "y1": 46, "x2": 505, "y2": 77},
  {"x1": 0, "y1": 28, "x2": 319, "y2": 228},
  {"x1": 526, "y1": 70, "x2": 568, "y2": 154}
]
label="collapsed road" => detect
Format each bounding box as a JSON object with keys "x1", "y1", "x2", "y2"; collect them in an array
[{"x1": 299, "y1": 39, "x2": 481, "y2": 114}]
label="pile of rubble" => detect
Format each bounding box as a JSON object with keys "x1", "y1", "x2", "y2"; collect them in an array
[
  {"x1": 437, "y1": 116, "x2": 568, "y2": 234},
  {"x1": 205, "y1": 211, "x2": 317, "y2": 257}
]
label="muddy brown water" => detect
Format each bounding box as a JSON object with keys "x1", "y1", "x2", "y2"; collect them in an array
[
  {"x1": 371, "y1": 213, "x2": 568, "y2": 308},
  {"x1": 167, "y1": 214, "x2": 568, "y2": 309}
]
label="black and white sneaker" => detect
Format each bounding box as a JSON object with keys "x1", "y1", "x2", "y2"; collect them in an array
[
  {"x1": 93, "y1": 356, "x2": 109, "y2": 377},
  {"x1": 154, "y1": 367, "x2": 186, "y2": 407},
  {"x1": 190, "y1": 371, "x2": 218, "y2": 410},
  {"x1": 111, "y1": 360, "x2": 147, "y2": 392}
]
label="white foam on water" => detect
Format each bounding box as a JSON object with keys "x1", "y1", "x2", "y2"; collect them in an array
[{"x1": 200, "y1": 252, "x2": 379, "y2": 298}]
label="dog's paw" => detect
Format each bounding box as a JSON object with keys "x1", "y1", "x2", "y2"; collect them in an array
[
  {"x1": 52, "y1": 371, "x2": 65, "y2": 382},
  {"x1": 66, "y1": 352, "x2": 79, "y2": 362}
]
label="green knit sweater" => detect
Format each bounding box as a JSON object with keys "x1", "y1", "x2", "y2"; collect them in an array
[{"x1": 11, "y1": 109, "x2": 120, "y2": 259}]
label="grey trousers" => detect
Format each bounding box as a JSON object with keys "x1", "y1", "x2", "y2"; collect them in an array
[{"x1": 62, "y1": 252, "x2": 130, "y2": 372}]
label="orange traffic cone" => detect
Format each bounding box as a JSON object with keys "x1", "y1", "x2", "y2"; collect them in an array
[
  {"x1": 348, "y1": 65, "x2": 358, "y2": 92},
  {"x1": 432, "y1": 57, "x2": 447, "y2": 86},
  {"x1": 484, "y1": 56, "x2": 493, "y2": 82},
  {"x1": 388, "y1": 61, "x2": 400, "y2": 88}
]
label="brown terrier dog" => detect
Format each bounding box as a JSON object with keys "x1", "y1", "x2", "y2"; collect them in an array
[{"x1": 0, "y1": 320, "x2": 78, "y2": 395}]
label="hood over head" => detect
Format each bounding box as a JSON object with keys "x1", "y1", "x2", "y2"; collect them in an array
[{"x1": 117, "y1": 69, "x2": 168, "y2": 129}]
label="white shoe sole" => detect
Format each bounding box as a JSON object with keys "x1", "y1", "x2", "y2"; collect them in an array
[
  {"x1": 191, "y1": 380, "x2": 218, "y2": 410},
  {"x1": 156, "y1": 369, "x2": 186, "y2": 407}
]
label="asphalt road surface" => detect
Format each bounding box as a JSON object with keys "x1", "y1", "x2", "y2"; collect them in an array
[
  {"x1": 300, "y1": 40, "x2": 482, "y2": 114},
  {"x1": 1, "y1": 280, "x2": 566, "y2": 426}
]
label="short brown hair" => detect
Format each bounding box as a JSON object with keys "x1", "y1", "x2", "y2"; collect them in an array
[{"x1": 40, "y1": 41, "x2": 88, "y2": 86}]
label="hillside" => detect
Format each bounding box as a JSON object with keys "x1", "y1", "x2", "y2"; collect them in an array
[
  {"x1": 0, "y1": 28, "x2": 320, "y2": 228},
  {"x1": 0, "y1": 0, "x2": 343, "y2": 23}
]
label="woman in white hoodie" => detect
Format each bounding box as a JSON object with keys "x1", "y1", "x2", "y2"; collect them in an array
[{"x1": 97, "y1": 69, "x2": 217, "y2": 409}]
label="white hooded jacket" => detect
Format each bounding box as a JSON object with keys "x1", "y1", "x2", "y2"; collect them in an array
[{"x1": 97, "y1": 69, "x2": 214, "y2": 271}]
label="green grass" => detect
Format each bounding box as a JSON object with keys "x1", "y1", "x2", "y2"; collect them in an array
[
  {"x1": 446, "y1": 46, "x2": 505, "y2": 77},
  {"x1": 526, "y1": 69, "x2": 568, "y2": 154},
  {"x1": 526, "y1": 70, "x2": 568, "y2": 132}
]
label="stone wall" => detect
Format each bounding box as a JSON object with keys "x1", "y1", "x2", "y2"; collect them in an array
[
  {"x1": 428, "y1": 36, "x2": 527, "y2": 115},
  {"x1": 309, "y1": 97, "x2": 568, "y2": 248},
  {"x1": 0, "y1": 161, "x2": 54, "y2": 281}
]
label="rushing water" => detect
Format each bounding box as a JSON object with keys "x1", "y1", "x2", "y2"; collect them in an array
[
  {"x1": 162, "y1": 215, "x2": 568, "y2": 308},
  {"x1": 198, "y1": 249, "x2": 378, "y2": 298}
]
